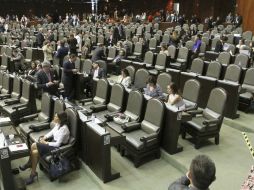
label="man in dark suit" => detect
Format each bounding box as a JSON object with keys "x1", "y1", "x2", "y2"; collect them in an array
[
  {"x1": 36, "y1": 28, "x2": 45, "y2": 48},
  {"x1": 36, "y1": 61, "x2": 59, "y2": 95},
  {"x1": 63, "y1": 54, "x2": 78, "y2": 100},
  {"x1": 91, "y1": 43, "x2": 105, "y2": 62},
  {"x1": 214, "y1": 36, "x2": 227, "y2": 53},
  {"x1": 84, "y1": 61, "x2": 105, "y2": 97},
  {"x1": 67, "y1": 34, "x2": 78, "y2": 55},
  {"x1": 55, "y1": 40, "x2": 69, "y2": 66},
  {"x1": 168, "y1": 155, "x2": 216, "y2": 190}
]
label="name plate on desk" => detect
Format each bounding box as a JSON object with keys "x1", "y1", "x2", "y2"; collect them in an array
[{"x1": 8, "y1": 143, "x2": 28, "y2": 152}]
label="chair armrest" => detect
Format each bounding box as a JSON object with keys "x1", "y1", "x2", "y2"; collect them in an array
[
  {"x1": 186, "y1": 109, "x2": 203, "y2": 116},
  {"x1": 79, "y1": 98, "x2": 93, "y2": 105},
  {"x1": 140, "y1": 133, "x2": 157, "y2": 142},
  {"x1": 121, "y1": 122, "x2": 141, "y2": 132},
  {"x1": 12, "y1": 103, "x2": 28, "y2": 110},
  {"x1": 184, "y1": 106, "x2": 197, "y2": 112},
  {"x1": 0, "y1": 94, "x2": 11, "y2": 100},
  {"x1": 4, "y1": 99, "x2": 20, "y2": 105},
  {"x1": 90, "y1": 104, "x2": 107, "y2": 113},
  {"x1": 29, "y1": 122, "x2": 50, "y2": 132},
  {"x1": 203, "y1": 119, "x2": 219, "y2": 126},
  {"x1": 19, "y1": 113, "x2": 38, "y2": 122}
]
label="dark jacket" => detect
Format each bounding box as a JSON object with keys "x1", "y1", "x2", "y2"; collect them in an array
[
  {"x1": 214, "y1": 40, "x2": 223, "y2": 53},
  {"x1": 56, "y1": 46, "x2": 69, "y2": 66},
  {"x1": 36, "y1": 70, "x2": 59, "y2": 94},
  {"x1": 91, "y1": 46, "x2": 105, "y2": 62},
  {"x1": 36, "y1": 32, "x2": 45, "y2": 47},
  {"x1": 63, "y1": 61, "x2": 75, "y2": 82},
  {"x1": 168, "y1": 176, "x2": 208, "y2": 190}
]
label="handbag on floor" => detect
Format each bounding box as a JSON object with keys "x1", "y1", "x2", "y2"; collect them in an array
[{"x1": 49, "y1": 150, "x2": 71, "y2": 178}]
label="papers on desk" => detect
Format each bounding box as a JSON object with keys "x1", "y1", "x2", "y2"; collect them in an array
[
  {"x1": 8, "y1": 143, "x2": 28, "y2": 152},
  {"x1": 65, "y1": 102, "x2": 73, "y2": 108},
  {"x1": 0, "y1": 117, "x2": 11, "y2": 123},
  {"x1": 143, "y1": 94, "x2": 152, "y2": 100},
  {"x1": 234, "y1": 34, "x2": 241, "y2": 37},
  {"x1": 0, "y1": 117, "x2": 11, "y2": 127},
  {"x1": 0, "y1": 133, "x2": 6, "y2": 148}
]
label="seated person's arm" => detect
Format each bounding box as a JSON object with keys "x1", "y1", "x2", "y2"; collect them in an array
[
  {"x1": 168, "y1": 94, "x2": 182, "y2": 105},
  {"x1": 156, "y1": 85, "x2": 163, "y2": 98},
  {"x1": 47, "y1": 126, "x2": 69, "y2": 147}
]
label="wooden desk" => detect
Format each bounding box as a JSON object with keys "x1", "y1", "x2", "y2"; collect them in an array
[{"x1": 161, "y1": 105, "x2": 192, "y2": 154}]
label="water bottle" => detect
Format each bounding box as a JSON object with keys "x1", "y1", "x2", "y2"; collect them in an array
[{"x1": 91, "y1": 114, "x2": 96, "y2": 123}]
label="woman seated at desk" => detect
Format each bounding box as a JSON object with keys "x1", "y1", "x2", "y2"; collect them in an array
[
  {"x1": 19, "y1": 112, "x2": 70, "y2": 185},
  {"x1": 167, "y1": 83, "x2": 185, "y2": 110},
  {"x1": 144, "y1": 75, "x2": 163, "y2": 98},
  {"x1": 117, "y1": 68, "x2": 131, "y2": 88}
]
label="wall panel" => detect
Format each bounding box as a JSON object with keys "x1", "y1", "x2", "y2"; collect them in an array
[{"x1": 237, "y1": 0, "x2": 254, "y2": 33}]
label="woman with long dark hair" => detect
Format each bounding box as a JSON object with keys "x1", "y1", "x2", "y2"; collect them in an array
[{"x1": 20, "y1": 112, "x2": 70, "y2": 185}]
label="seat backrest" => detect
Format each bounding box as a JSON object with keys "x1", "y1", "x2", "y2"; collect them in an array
[
  {"x1": 126, "y1": 65, "x2": 135, "y2": 83},
  {"x1": 38, "y1": 93, "x2": 52, "y2": 121},
  {"x1": 199, "y1": 41, "x2": 206, "y2": 53},
  {"x1": 107, "y1": 84, "x2": 125, "y2": 112},
  {"x1": 226, "y1": 44, "x2": 236, "y2": 54},
  {"x1": 1, "y1": 73, "x2": 11, "y2": 95},
  {"x1": 224, "y1": 64, "x2": 241, "y2": 83},
  {"x1": 93, "y1": 79, "x2": 109, "y2": 105},
  {"x1": 75, "y1": 57, "x2": 81, "y2": 72},
  {"x1": 155, "y1": 53, "x2": 167, "y2": 70},
  {"x1": 242, "y1": 31, "x2": 253, "y2": 41},
  {"x1": 11, "y1": 76, "x2": 22, "y2": 99},
  {"x1": 1, "y1": 54, "x2": 8, "y2": 69},
  {"x1": 168, "y1": 45, "x2": 176, "y2": 59},
  {"x1": 190, "y1": 58, "x2": 204, "y2": 74},
  {"x1": 177, "y1": 47, "x2": 189, "y2": 60},
  {"x1": 82, "y1": 59, "x2": 92, "y2": 73},
  {"x1": 243, "y1": 68, "x2": 254, "y2": 86},
  {"x1": 143, "y1": 51, "x2": 154, "y2": 65},
  {"x1": 157, "y1": 72, "x2": 172, "y2": 94},
  {"x1": 162, "y1": 34, "x2": 170, "y2": 44},
  {"x1": 217, "y1": 52, "x2": 230, "y2": 65},
  {"x1": 149, "y1": 38, "x2": 157, "y2": 49},
  {"x1": 182, "y1": 79, "x2": 200, "y2": 104},
  {"x1": 206, "y1": 61, "x2": 221, "y2": 79},
  {"x1": 53, "y1": 99, "x2": 66, "y2": 118},
  {"x1": 242, "y1": 68, "x2": 254, "y2": 93},
  {"x1": 234, "y1": 53, "x2": 249, "y2": 68},
  {"x1": 204, "y1": 88, "x2": 227, "y2": 120},
  {"x1": 141, "y1": 98, "x2": 164, "y2": 134},
  {"x1": 20, "y1": 79, "x2": 31, "y2": 104},
  {"x1": 134, "y1": 42, "x2": 143, "y2": 54},
  {"x1": 66, "y1": 108, "x2": 79, "y2": 146},
  {"x1": 185, "y1": 40, "x2": 194, "y2": 50},
  {"x1": 108, "y1": 47, "x2": 116, "y2": 59},
  {"x1": 211, "y1": 38, "x2": 220, "y2": 50},
  {"x1": 125, "y1": 90, "x2": 144, "y2": 121},
  {"x1": 26, "y1": 48, "x2": 33, "y2": 60},
  {"x1": 134, "y1": 68, "x2": 149, "y2": 89}
]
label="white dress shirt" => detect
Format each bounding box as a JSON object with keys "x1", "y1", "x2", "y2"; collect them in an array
[
  {"x1": 93, "y1": 68, "x2": 99, "y2": 79},
  {"x1": 117, "y1": 76, "x2": 131, "y2": 88},
  {"x1": 44, "y1": 124, "x2": 70, "y2": 147}
]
